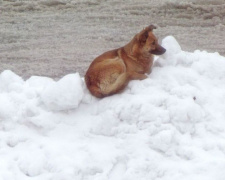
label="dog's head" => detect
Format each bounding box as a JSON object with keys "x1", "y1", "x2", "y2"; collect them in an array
[{"x1": 132, "y1": 25, "x2": 166, "y2": 57}]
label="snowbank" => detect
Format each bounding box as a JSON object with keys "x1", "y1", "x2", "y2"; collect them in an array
[{"x1": 0, "y1": 36, "x2": 225, "y2": 180}]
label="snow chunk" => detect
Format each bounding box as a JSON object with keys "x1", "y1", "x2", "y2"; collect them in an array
[
  {"x1": 0, "y1": 70, "x2": 24, "y2": 93},
  {"x1": 26, "y1": 76, "x2": 54, "y2": 90},
  {"x1": 0, "y1": 94, "x2": 17, "y2": 120},
  {"x1": 41, "y1": 73, "x2": 84, "y2": 111},
  {"x1": 155, "y1": 36, "x2": 183, "y2": 67},
  {"x1": 162, "y1": 36, "x2": 182, "y2": 55}
]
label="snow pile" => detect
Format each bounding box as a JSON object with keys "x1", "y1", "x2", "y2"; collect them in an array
[{"x1": 1, "y1": 36, "x2": 225, "y2": 180}]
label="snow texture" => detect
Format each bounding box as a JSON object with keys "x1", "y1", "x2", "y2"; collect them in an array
[{"x1": 1, "y1": 37, "x2": 225, "y2": 180}]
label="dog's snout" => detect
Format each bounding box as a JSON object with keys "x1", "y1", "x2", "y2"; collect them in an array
[
  {"x1": 151, "y1": 45, "x2": 166, "y2": 55},
  {"x1": 161, "y1": 46, "x2": 166, "y2": 54}
]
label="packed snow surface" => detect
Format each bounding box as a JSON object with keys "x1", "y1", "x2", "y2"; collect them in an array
[{"x1": 1, "y1": 37, "x2": 225, "y2": 180}]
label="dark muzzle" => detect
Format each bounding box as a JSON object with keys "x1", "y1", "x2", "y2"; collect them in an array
[{"x1": 151, "y1": 45, "x2": 166, "y2": 55}]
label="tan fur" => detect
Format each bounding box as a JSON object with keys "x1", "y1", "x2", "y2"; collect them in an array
[{"x1": 85, "y1": 25, "x2": 166, "y2": 98}]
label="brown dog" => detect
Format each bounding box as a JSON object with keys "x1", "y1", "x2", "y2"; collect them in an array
[{"x1": 85, "y1": 25, "x2": 166, "y2": 98}]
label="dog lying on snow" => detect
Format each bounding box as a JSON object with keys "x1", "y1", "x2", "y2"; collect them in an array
[{"x1": 85, "y1": 25, "x2": 166, "y2": 98}]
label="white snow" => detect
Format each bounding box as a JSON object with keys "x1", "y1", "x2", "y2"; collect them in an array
[
  {"x1": 40, "y1": 73, "x2": 84, "y2": 111},
  {"x1": 1, "y1": 36, "x2": 225, "y2": 180}
]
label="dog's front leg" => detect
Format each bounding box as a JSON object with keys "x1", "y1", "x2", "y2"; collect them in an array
[{"x1": 129, "y1": 72, "x2": 148, "y2": 80}]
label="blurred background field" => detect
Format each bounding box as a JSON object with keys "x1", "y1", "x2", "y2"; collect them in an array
[{"x1": 0, "y1": 0, "x2": 225, "y2": 79}]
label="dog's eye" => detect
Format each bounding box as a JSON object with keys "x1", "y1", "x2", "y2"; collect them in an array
[{"x1": 152, "y1": 41, "x2": 155, "y2": 45}]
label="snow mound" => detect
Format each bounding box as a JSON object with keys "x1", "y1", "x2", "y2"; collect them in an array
[{"x1": 1, "y1": 36, "x2": 225, "y2": 180}]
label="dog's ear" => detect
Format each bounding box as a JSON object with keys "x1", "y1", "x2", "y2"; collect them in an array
[
  {"x1": 138, "y1": 25, "x2": 157, "y2": 43},
  {"x1": 146, "y1": 25, "x2": 157, "y2": 31},
  {"x1": 138, "y1": 30, "x2": 149, "y2": 43}
]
